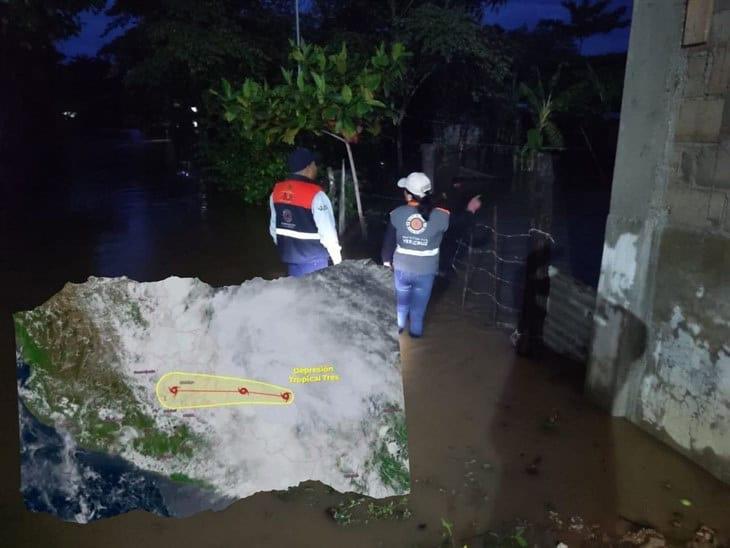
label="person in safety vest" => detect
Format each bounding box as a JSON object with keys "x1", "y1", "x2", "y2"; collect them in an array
[
  {"x1": 269, "y1": 148, "x2": 342, "y2": 277},
  {"x1": 381, "y1": 172, "x2": 481, "y2": 337}
]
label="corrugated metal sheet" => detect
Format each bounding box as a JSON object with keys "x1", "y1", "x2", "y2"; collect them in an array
[{"x1": 543, "y1": 268, "x2": 597, "y2": 363}]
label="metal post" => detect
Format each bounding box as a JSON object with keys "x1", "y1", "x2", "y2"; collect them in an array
[
  {"x1": 339, "y1": 159, "x2": 346, "y2": 236},
  {"x1": 344, "y1": 140, "x2": 367, "y2": 239},
  {"x1": 492, "y1": 205, "x2": 499, "y2": 326},
  {"x1": 327, "y1": 166, "x2": 335, "y2": 196}
]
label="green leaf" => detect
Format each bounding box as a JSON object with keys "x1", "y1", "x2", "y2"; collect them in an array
[
  {"x1": 243, "y1": 79, "x2": 255, "y2": 99},
  {"x1": 296, "y1": 70, "x2": 304, "y2": 91},
  {"x1": 365, "y1": 98, "x2": 386, "y2": 108},
  {"x1": 392, "y1": 42, "x2": 405, "y2": 61},
  {"x1": 322, "y1": 105, "x2": 339, "y2": 121},
  {"x1": 311, "y1": 71, "x2": 325, "y2": 93},
  {"x1": 372, "y1": 49, "x2": 389, "y2": 68},
  {"x1": 223, "y1": 110, "x2": 237, "y2": 122},
  {"x1": 222, "y1": 79, "x2": 232, "y2": 99},
  {"x1": 353, "y1": 101, "x2": 370, "y2": 117},
  {"x1": 282, "y1": 127, "x2": 299, "y2": 144},
  {"x1": 281, "y1": 67, "x2": 293, "y2": 85},
  {"x1": 315, "y1": 51, "x2": 326, "y2": 72},
  {"x1": 514, "y1": 533, "x2": 528, "y2": 548},
  {"x1": 361, "y1": 72, "x2": 381, "y2": 91},
  {"x1": 341, "y1": 85, "x2": 353, "y2": 104},
  {"x1": 341, "y1": 117, "x2": 356, "y2": 137}
]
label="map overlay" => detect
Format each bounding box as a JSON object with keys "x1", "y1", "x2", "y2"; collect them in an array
[{"x1": 14, "y1": 259, "x2": 409, "y2": 523}]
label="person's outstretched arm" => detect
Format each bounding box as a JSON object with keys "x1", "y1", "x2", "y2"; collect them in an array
[
  {"x1": 447, "y1": 195, "x2": 482, "y2": 238},
  {"x1": 312, "y1": 191, "x2": 342, "y2": 265}
]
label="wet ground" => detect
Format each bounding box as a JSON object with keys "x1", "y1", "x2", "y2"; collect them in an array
[{"x1": 1, "y1": 139, "x2": 729, "y2": 547}]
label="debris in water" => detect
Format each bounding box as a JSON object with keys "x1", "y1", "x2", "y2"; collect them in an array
[
  {"x1": 619, "y1": 528, "x2": 667, "y2": 547},
  {"x1": 680, "y1": 498, "x2": 692, "y2": 507},
  {"x1": 548, "y1": 510, "x2": 564, "y2": 530},
  {"x1": 686, "y1": 525, "x2": 717, "y2": 547},
  {"x1": 568, "y1": 516, "x2": 584, "y2": 533}
]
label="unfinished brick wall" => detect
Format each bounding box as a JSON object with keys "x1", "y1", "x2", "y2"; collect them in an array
[{"x1": 670, "y1": 0, "x2": 730, "y2": 229}]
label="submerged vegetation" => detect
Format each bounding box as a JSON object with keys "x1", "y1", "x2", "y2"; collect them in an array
[{"x1": 328, "y1": 495, "x2": 412, "y2": 526}]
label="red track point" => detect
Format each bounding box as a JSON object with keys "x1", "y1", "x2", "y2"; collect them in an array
[
  {"x1": 169, "y1": 386, "x2": 179, "y2": 396},
  {"x1": 238, "y1": 387, "x2": 249, "y2": 396},
  {"x1": 281, "y1": 392, "x2": 291, "y2": 402}
]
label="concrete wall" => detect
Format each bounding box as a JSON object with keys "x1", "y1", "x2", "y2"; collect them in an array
[{"x1": 587, "y1": 0, "x2": 730, "y2": 484}]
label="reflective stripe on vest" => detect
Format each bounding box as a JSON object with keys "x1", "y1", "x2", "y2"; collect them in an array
[
  {"x1": 275, "y1": 228, "x2": 321, "y2": 240},
  {"x1": 272, "y1": 179, "x2": 328, "y2": 264},
  {"x1": 395, "y1": 245, "x2": 439, "y2": 257}
]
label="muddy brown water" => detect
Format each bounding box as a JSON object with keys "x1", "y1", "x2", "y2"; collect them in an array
[{"x1": 1, "y1": 141, "x2": 728, "y2": 547}]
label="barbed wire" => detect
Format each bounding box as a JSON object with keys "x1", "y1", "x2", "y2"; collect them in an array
[
  {"x1": 452, "y1": 240, "x2": 525, "y2": 264},
  {"x1": 451, "y1": 258, "x2": 522, "y2": 286},
  {"x1": 471, "y1": 223, "x2": 556, "y2": 243}
]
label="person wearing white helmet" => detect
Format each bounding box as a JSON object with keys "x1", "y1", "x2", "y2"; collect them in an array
[{"x1": 381, "y1": 172, "x2": 481, "y2": 337}]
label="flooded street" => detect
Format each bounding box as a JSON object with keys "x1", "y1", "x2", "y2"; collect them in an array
[{"x1": 1, "y1": 139, "x2": 728, "y2": 547}]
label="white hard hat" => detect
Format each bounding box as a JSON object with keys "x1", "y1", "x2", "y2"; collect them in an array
[{"x1": 397, "y1": 172, "x2": 432, "y2": 198}]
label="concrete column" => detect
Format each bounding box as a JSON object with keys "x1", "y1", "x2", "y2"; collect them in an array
[{"x1": 587, "y1": 0, "x2": 730, "y2": 484}]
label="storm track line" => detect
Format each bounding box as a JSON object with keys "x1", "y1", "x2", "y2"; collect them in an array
[{"x1": 156, "y1": 372, "x2": 294, "y2": 410}]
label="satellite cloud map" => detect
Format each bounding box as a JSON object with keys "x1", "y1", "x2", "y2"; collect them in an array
[{"x1": 14, "y1": 260, "x2": 409, "y2": 523}]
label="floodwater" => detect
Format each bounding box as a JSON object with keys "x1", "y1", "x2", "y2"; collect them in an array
[{"x1": 1, "y1": 137, "x2": 729, "y2": 547}]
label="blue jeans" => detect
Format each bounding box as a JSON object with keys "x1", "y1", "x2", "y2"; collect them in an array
[
  {"x1": 394, "y1": 269, "x2": 436, "y2": 337},
  {"x1": 287, "y1": 257, "x2": 329, "y2": 278}
]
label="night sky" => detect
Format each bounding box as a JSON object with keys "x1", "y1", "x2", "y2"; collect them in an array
[{"x1": 56, "y1": 0, "x2": 633, "y2": 59}]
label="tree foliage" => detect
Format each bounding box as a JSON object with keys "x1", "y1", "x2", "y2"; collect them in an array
[
  {"x1": 216, "y1": 41, "x2": 410, "y2": 145},
  {"x1": 308, "y1": 0, "x2": 511, "y2": 169},
  {"x1": 559, "y1": 0, "x2": 630, "y2": 50},
  {"x1": 519, "y1": 65, "x2": 572, "y2": 152},
  {"x1": 102, "y1": 0, "x2": 294, "y2": 128},
  {"x1": 1, "y1": 0, "x2": 104, "y2": 52}
]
